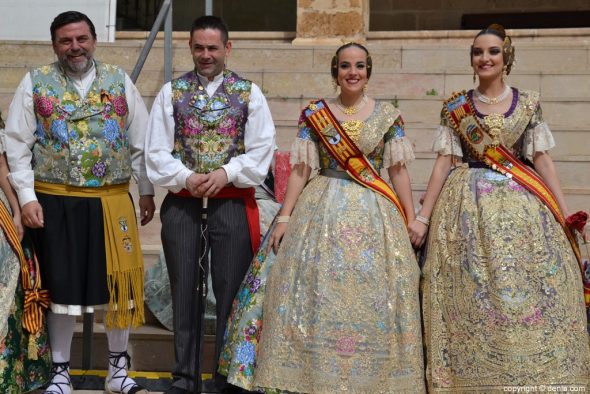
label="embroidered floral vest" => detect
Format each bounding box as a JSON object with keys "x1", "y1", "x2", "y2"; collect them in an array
[
  {"x1": 171, "y1": 69, "x2": 251, "y2": 173},
  {"x1": 31, "y1": 62, "x2": 131, "y2": 187}
]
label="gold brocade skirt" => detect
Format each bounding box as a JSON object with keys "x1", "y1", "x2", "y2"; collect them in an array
[
  {"x1": 253, "y1": 175, "x2": 425, "y2": 394},
  {"x1": 423, "y1": 167, "x2": 590, "y2": 392}
]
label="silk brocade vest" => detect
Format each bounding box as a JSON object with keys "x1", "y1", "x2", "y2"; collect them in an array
[
  {"x1": 171, "y1": 69, "x2": 251, "y2": 173},
  {"x1": 31, "y1": 62, "x2": 131, "y2": 187}
]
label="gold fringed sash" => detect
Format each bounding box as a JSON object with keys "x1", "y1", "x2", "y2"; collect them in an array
[
  {"x1": 303, "y1": 99, "x2": 407, "y2": 224},
  {"x1": 34, "y1": 181, "x2": 145, "y2": 328},
  {"x1": 443, "y1": 91, "x2": 589, "y2": 307}
]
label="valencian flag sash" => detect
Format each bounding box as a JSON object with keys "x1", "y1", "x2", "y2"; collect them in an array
[
  {"x1": 303, "y1": 99, "x2": 407, "y2": 225},
  {"x1": 0, "y1": 201, "x2": 49, "y2": 358},
  {"x1": 443, "y1": 90, "x2": 589, "y2": 307}
]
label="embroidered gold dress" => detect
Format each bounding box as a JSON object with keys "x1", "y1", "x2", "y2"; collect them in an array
[
  {"x1": 252, "y1": 101, "x2": 425, "y2": 393},
  {"x1": 423, "y1": 89, "x2": 590, "y2": 392}
]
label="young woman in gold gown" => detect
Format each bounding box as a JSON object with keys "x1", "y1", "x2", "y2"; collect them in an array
[
  {"x1": 409, "y1": 24, "x2": 590, "y2": 391},
  {"x1": 220, "y1": 43, "x2": 426, "y2": 393}
]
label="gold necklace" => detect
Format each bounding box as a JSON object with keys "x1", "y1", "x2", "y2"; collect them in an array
[{"x1": 336, "y1": 95, "x2": 368, "y2": 115}]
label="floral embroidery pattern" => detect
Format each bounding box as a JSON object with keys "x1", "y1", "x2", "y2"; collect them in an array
[
  {"x1": 171, "y1": 70, "x2": 250, "y2": 173},
  {"x1": 0, "y1": 238, "x2": 50, "y2": 392},
  {"x1": 218, "y1": 233, "x2": 274, "y2": 389},
  {"x1": 35, "y1": 96, "x2": 53, "y2": 118},
  {"x1": 30, "y1": 62, "x2": 131, "y2": 187}
]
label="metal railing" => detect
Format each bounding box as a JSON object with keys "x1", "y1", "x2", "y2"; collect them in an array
[
  {"x1": 81, "y1": 0, "x2": 174, "y2": 370},
  {"x1": 130, "y1": 0, "x2": 173, "y2": 84}
]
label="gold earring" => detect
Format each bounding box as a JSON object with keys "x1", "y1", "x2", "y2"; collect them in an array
[
  {"x1": 332, "y1": 79, "x2": 339, "y2": 92},
  {"x1": 502, "y1": 66, "x2": 507, "y2": 83},
  {"x1": 473, "y1": 71, "x2": 477, "y2": 84},
  {"x1": 363, "y1": 84, "x2": 368, "y2": 93}
]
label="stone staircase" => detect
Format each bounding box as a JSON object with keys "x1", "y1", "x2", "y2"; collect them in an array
[{"x1": 1, "y1": 28, "x2": 589, "y2": 373}]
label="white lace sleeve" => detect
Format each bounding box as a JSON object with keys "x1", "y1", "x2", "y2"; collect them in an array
[
  {"x1": 289, "y1": 137, "x2": 320, "y2": 170},
  {"x1": 383, "y1": 136, "x2": 415, "y2": 167},
  {"x1": 522, "y1": 121, "x2": 555, "y2": 161},
  {"x1": 0, "y1": 133, "x2": 5, "y2": 155},
  {"x1": 432, "y1": 125, "x2": 463, "y2": 157}
]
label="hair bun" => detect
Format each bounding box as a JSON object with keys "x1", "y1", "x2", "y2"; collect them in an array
[{"x1": 487, "y1": 23, "x2": 506, "y2": 34}]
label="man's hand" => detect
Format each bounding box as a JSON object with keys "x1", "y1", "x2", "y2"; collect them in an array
[
  {"x1": 139, "y1": 195, "x2": 156, "y2": 226},
  {"x1": 197, "y1": 168, "x2": 228, "y2": 198},
  {"x1": 186, "y1": 173, "x2": 208, "y2": 197},
  {"x1": 21, "y1": 201, "x2": 44, "y2": 228}
]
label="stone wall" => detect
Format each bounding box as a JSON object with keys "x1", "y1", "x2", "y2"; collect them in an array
[{"x1": 294, "y1": 0, "x2": 369, "y2": 44}]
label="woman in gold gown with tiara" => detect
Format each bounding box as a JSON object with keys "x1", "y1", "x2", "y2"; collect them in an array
[
  {"x1": 409, "y1": 24, "x2": 590, "y2": 391},
  {"x1": 219, "y1": 43, "x2": 425, "y2": 393}
]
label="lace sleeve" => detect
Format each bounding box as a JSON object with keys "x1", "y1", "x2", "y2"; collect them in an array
[
  {"x1": 383, "y1": 137, "x2": 415, "y2": 167},
  {"x1": 522, "y1": 121, "x2": 555, "y2": 161},
  {"x1": 289, "y1": 137, "x2": 320, "y2": 170},
  {"x1": 382, "y1": 113, "x2": 415, "y2": 167},
  {"x1": 288, "y1": 107, "x2": 321, "y2": 169},
  {"x1": 520, "y1": 103, "x2": 555, "y2": 160},
  {"x1": 432, "y1": 124, "x2": 463, "y2": 157}
]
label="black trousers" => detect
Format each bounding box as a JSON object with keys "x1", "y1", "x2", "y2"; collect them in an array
[{"x1": 161, "y1": 193, "x2": 253, "y2": 391}]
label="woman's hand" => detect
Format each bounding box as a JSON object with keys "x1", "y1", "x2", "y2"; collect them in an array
[
  {"x1": 12, "y1": 213, "x2": 24, "y2": 241},
  {"x1": 267, "y1": 222, "x2": 289, "y2": 255},
  {"x1": 408, "y1": 219, "x2": 428, "y2": 249}
]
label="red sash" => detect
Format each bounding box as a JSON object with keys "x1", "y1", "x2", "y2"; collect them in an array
[
  {"x1": 303, "y1": 99, "x2": 408, "y2": 225},
  {"x1": 173, "y1": 186, "x2": 260, "y2": 254},
  {"x1": 443, "y1": 91, "x2": 589, "y2": 307}
]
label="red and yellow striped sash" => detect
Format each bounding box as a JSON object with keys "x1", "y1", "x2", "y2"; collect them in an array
[
  {"x1": 0, "y1": 202, "x2": 49, "y2": 334},
  {"x1": 304, "y1": 99, "x2": 407, "y2": 224}
]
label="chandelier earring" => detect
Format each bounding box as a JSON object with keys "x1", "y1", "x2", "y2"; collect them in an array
[
  {"x1": 473, "y1": 71, "x2": 477, "y2": 84},
  {"x1": 363, "y1": 83, "x2": 368, "y2": 93},
  {"x1": 501, "y1": 65, "x2": 508, "y2": 83}
]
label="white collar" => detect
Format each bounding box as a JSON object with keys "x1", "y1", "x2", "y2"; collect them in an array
[{"x1": 196, "y1": 70, "x2": 224, "y2": 86}]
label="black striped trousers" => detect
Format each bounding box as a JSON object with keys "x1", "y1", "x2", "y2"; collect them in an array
[{"x1": 160, "y1": 193, "x2": 253, "y2": 391}]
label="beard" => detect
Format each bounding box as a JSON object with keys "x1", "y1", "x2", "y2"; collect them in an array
[{"x1": 59, "y1": 51, "x2": 93, "y2": 75}]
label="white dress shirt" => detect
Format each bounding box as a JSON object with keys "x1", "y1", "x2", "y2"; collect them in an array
[
  {"x1": 145, "y1": 71, "x2": 276, "y2": 192},
  {"x1": 4, "y1": 62, "x2": 154, "y2": 207}
]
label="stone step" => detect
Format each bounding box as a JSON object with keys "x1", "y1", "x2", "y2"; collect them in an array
[
  {"x1": 70, "y1": 321, "x2": 217, "y2": 374},
  {"x1": 1, "y1": 39, "x2": 590, "y2": 98},
  {"x1": 3, "y1": 38, "x2": 588, "y2": 73}
]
